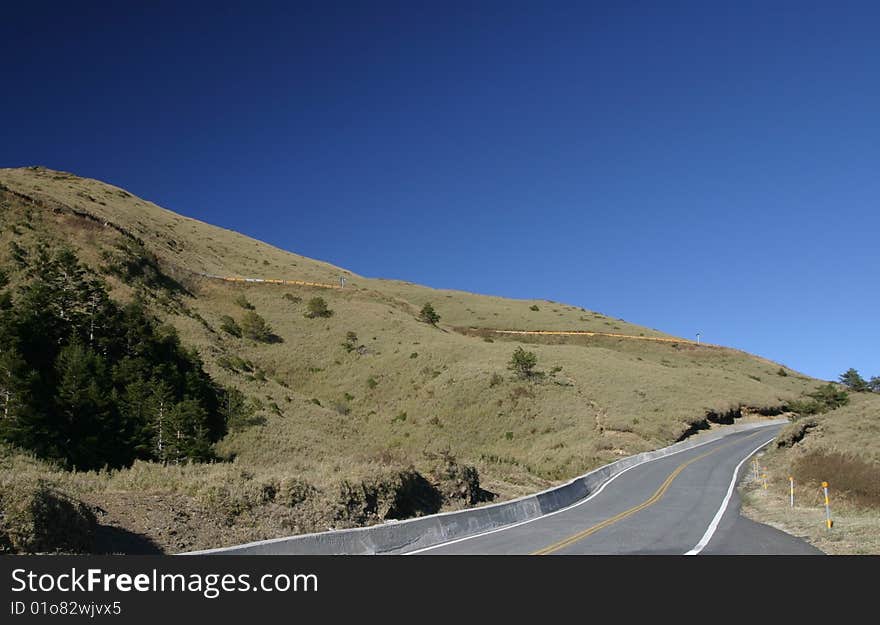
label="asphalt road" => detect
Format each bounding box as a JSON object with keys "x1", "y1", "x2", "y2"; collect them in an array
[{"x1": 410, "y1": 424, "x2": 822, "y2": 555}]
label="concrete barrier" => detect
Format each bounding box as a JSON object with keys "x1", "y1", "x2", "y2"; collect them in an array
[{"x1": 183, "y1": 419, "x2": 787, "y2": 555}]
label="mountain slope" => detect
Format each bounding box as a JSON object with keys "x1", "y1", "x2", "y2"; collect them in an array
[{"x1": 0, "y1": 166, "x2": 822, "y2": 553}]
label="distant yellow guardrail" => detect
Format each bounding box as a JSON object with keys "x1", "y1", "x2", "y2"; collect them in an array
[
  {"x1": 200, "y1": 273, "x2": 342, "y2": 290},
  {"x1": 476, "y1": 328, "x2": 701, "y2": 345}
]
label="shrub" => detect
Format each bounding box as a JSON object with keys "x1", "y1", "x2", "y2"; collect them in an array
[
  {"x1": 808, "y1": 383, "x2": 849, "y2": 411},
  {"x1": 777, "y1": 367, "x2": 788, "y2": 377},
  {"x1": 342, "y1": 331, "x2": 359, "y2": 352},
  {"x1": 510, "y1": 386, "x2": 535, "y2": 400},
  {"x1": 788, "y1": 384, "x2": 849, "y2": 416},
  {"x1": 332, "y1": 470, "x2": 442, "y2": 526},
  {"x1": 429, "y1": 452, "x2": 488, "y2": 506},
  {"x1": 234, "y1": 293, "x2": 255, "y2": 310},
  {"x1": 489, "y1": 372, "x2": 504, "y2": 387},
  {"x1": 282, "y1": 293, "x2": 302, "y2": 304},
  {"x1": 305, "y1": 297, "x2": 333, "y2": 319},
  {"x1": 240, "y1": 311, "x2": 275, "y2": 342},
  {"x1": 529, "y1": 304, "x2": 539, "y2": 311},
  {"x1": 418, "y1": 303, "x2": 440, "y2": 326},
  {"x1": 232, "y1": 356, "x2": 253, "y2": 372},
  {"x1": 793, "y1": 451, "x2": 880, "y2": 507},
  {"x1": 194, "y1": 480, "x2": 275, "y2": 523},
  {"x1": 366, "y1": 377, "x2": 378, "y2": 389},
  {"x1": 276, "y1": 478, "x2": 317, "y2": 507},
  {"x1": 508, "y1": 347, "x2": 538, "y2": 379},
  {"x1": 219, "y1": 315, "x2": 241, "y2": 337}
]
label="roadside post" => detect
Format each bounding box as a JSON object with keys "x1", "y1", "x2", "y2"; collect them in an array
[
  {"x1": 762, "y1": 473, "x2": 767, "y2": 490},
  {"x1": 789, "y1": 476, "x2": 794, "y2": 508},
  {"x1": 822, "y1": 481, "x2": 833, "y2": 529}
]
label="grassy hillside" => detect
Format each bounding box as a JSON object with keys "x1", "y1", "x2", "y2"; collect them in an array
[
  {"x1": 740, "y1": 391, "x2": 880, "y2": 554},
  {"x1": 0, "y1": 166, "x2": 827, "y2": 553}
]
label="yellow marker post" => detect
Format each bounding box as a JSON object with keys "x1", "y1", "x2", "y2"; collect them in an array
[
  {"x1": 822, "y1": 481, "x2": 833, "y2": 529},
  {"x1": 762, "y1": 473, "x2": 768, "y2": 490},
  {"x1": 789, "y1": 476, "x2": 794, "y2": 508}
]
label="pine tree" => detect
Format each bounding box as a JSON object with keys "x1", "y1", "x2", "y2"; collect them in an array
[
  {"x1": 117, "y1": 375, "x2": 156, "y2": 460},
  {"x1": 54, "y1": 339, "x2": 111, "y2": 469},
  {"x1": 166, "y1": 399, "x2": 212, "y2": 463},
  {"x1": 508, "y1": 347, "x2": 538, "y2": 379},
  {"x1": 838, "y1": 368, "x2": 868, "y2": 392},
  {"x1": 0, "y1": 346, "x2": 34, "y2": 439},
  {"x1": 150, "y1": 380, "x2": 175, "y2": 464},
  {"x1": 221, "y1": 387, "x2": 256, "y2": 432},
  {"x1": 419, "y1": 303, "x2": 440, "y2": 326}
]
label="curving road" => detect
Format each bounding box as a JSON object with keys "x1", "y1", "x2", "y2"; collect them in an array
[{"x1": 408, "y1": 424, "x2": 822, "y2": 555}]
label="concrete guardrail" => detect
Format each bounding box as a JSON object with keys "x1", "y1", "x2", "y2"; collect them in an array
[{"x1": 183, "y1": 418, "x2": 787, "y2": 555}]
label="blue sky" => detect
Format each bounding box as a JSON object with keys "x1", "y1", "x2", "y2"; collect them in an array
[{"x1": 1, "y1": 1, "x2": 877, "y2": 381}]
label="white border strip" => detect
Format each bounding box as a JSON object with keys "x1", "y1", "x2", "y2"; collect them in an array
[{"x1": 683, "y1": 437, "x2": 775, "y2": 555}]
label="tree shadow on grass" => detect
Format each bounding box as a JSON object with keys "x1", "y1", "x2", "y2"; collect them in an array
[{"x1": 93, "y1": 524, "x2": 164, "y2": 555}]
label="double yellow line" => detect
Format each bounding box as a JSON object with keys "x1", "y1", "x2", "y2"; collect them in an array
[{"x1": 531, "y1": 431, "x2": 762, "y2": 555}]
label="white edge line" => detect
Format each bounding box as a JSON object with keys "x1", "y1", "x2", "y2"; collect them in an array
[
  {"x1": 683, "y1": 437, "x2": 776, "y2": 555},
  {"x1": 405, "y1": 427, "x2": 775, "y2": 555}
]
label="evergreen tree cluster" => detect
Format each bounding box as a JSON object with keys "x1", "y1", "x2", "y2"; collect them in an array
[
  {"x1": 838, "y1": 368, "x2": 880, "y2": 394},
  {"x1": 788, "y1": 383, "x2": 850, "y2": 416},
  {"x1": 0, "y1": 247, "x2": 226, "y2": 470}
]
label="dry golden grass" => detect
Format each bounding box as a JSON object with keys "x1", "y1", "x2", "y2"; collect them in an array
[
  {"x1": 741, "y1": 480, "x2": 880, "y2": 555},
  {"x1": 740, "y1": 392, "x2": 880, "y2": 554},
  {"x1": 0, "y1": 166, "x2": 844, "y2": 552}
]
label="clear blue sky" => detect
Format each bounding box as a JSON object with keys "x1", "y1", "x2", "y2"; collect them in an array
[{"x1": 2, "y1": 1, "x2": 877, "y2": 382}]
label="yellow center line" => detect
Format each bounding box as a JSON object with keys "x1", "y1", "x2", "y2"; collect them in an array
[{"x1": 531, "y1": 431, "x2": 763, "y2": 555}]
